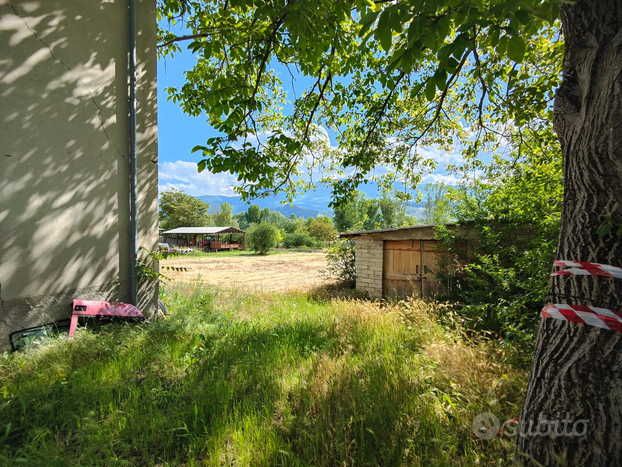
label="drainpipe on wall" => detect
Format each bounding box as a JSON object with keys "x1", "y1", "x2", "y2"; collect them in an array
[{"x1": 129, "y1": 0, "x2": 138, "y2": 306}]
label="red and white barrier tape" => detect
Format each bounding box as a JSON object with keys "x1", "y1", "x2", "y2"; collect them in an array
[
  {"x1": 541, "y1": 304, "x2": 622, "y2": 333},
  {"x1": 552, "y1": 260, "x2": 622, "y2": 280}
]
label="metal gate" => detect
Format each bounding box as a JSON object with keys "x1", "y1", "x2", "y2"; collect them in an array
[{"x1": 382, "y1": 240, "x2": 441, "y2": 299}]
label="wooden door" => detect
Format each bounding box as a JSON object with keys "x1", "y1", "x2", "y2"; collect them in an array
[
  {"x1": 383, "y1": 240, "x2": 421, "y2": 299},
  {"x1": 383, "y1": 239, "x2": 443, "y2": 299},
  {"x1": 421, "y1": 240, "x2": 442, "y2": 296}
]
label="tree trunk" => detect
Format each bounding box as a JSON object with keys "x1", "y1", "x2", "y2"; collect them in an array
[{"x1": 517, "y1": 2, "x2": 622, "y2": 465}]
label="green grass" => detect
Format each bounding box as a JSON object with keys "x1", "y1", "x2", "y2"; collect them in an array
[{"x1": 0, "y1": 285, "x2": 527, "y2": 466}]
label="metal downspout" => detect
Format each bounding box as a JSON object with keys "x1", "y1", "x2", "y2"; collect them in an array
[{"x1": 129, "y1": 0, "x2": 138, "y2": 305}]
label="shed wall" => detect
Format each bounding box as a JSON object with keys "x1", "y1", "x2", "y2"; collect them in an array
[{"x1": 354, "y1": 235, "x2": 384, "y2": 298}]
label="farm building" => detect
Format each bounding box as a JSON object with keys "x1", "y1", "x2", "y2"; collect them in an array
[
  {"x1": 162, "y1": 227, "x2": 246, "y2": 251},
  {"x1": 340, "y1": 224, "x2": 470, "y2": 299}
]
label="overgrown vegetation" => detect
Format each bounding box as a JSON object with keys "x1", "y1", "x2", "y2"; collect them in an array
[
  {"x1": 1, "y1": 284, "x2": 527, "y2": 465},
  {"x1": 324, "y1": 239, "x2": 357, "y2": 288},
  {"x1": 436, "y1": 127, "x2": 562, "y2": 351}
]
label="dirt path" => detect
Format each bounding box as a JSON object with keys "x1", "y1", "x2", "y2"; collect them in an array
[{"x1": 160, "y1": 251, "x2": 332, "y2": 292}]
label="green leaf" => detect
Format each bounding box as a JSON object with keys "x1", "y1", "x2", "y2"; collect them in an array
[
  {"x1": 425, "y1": 79, "x2": 436, "y2": 101},
  {"x1": 376, "y1": 11, "x2": 393, "y2": 51},
  {"x1": 515, "y1": 10, "x2": 530, "y2": 25},
  {"x1": 401, "y1": 48, "x2": 414, "y2": 74},
  {"x1": 387, "y1": 48, "x2": 405, "y2": 72},
  {"x1": 437, "y1": 44, "x2": 453, "y2": 62},
  {"x1": 437, "y1": 16, "x2": 451, "y2": 39},
  {"x1": 410, "y1": 81, "x2": 424, "y2": 99},
  {"x1": 407, "y1": 18, "x2": 420, "y2": 43},
  {"x1": 197, "y1": 160, "x2": 207, "y2": 173},
  {"x1": 358, "y1": 10, "x2": 380, "y2": 37},
  {"x1": 507, "y1": 36, "x2": 526, "y2": 63},
  {"x1": 446, "y1": 56, "x2": 460, "y2": 72},
  {"x1": 597, "y1": 223, "x2": 611, "y2": 237}
]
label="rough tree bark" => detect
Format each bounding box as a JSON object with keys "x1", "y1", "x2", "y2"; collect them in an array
[{"x1": 517, "y1": 1, "x2": 622, "y2": 465}]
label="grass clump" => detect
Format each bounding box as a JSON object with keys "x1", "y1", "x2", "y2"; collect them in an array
[{"x1": 0, "y1": 285, "x2": 527, "y2": 465}]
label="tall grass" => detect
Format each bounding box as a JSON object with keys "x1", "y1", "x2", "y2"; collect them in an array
[{"x1": 0, "y1": 284, "x2": 527, "y2": 465}]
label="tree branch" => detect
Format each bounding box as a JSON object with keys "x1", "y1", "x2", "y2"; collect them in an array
[
  {"x1": 363, "y1": 71, "x2": 406, "y2": 146},
  {"x1": 157, "y1": 33, "x2": 212, "y2": 49},
  {"x1": 411, "y1": 48, "x2": 470, "y2": 147}
]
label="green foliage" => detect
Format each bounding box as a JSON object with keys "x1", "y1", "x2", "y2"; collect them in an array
[
  {"x1": 266, "y1": 211, "x2": 288, "y2": 230},
  {"x1": 333, "y1": 191, "x2": 413, "y2": 232},
  {"x1": 436, "y1": 127, "x2": 562, "y2": 348},
  {"x1": 424, "y1": 182, "x2": 452, "y2": 225},
  {"x1": 304, "y1": 216, "x2": 337, "y2": 243},
  {"x1": 333, "y1": 191, "x2": 366, "y2": 232},
  {"x1": 246, "y1": 204, "x2": 262, "y2": 224},
  {"x1": 283, "y1": 215, "x2": 306, "y2": 234},
  {"x1": 212, "y1": 202, "x2": 233, "y2": 226},
  {"x1": 159, "y1": 188, "x2": 212, "y2": 230},
  {"x1": 158, "y1": 0, "x2": 562, "y2": 204},
  {"x1": 324, "y1": 239, "x2": 356, "y2": 287},
  {"x1": 233, "y1": 211, "x2": 249, "y2": 230},
  {"x1": 248, "y1": 221, "x2": 279, "y2": 254},
  {"x1": 136, "y1": 246, "x2": 187, "y2": 284},
  {"x1": 0, "y1": 283, "x2": 527, "y2": 465},
  {"x1": 281, "y1": 232, "x2": 319, "y2": 249}
]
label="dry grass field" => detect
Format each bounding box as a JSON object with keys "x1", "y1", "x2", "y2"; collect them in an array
[{"x1": 160, "y1": 251, "x2": 333, "y2": 292}]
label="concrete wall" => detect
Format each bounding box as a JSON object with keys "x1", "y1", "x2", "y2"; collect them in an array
[
  {"x1": 0, "y1": 0, "x2": 159, "y2": 350},
  {"x1": 354, "y1": 234, "x2": 384, "y2": 298}
]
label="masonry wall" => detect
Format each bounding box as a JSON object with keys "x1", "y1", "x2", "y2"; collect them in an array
[
  {"x1": 354, "y1": 235, "x2": 384, "y2": 298},
  {"x1": 0, "y1": 0, "x2": 159, "y2": 350}
]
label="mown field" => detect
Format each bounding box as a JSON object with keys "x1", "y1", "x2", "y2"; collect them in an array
[
  {"x1": 0, "y1": 283, "x2": 528, "y2": 466},
  {"x1": 160, "y1": 250, "x2": 332, "y2": 292}
]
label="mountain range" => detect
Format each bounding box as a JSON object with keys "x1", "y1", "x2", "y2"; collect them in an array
[
  {"x1": 197, "y1": 195, "x2": 333, "y2": 218},
  {"x1": 198, "y1": 191, "x2": 425, "y2": 220}
]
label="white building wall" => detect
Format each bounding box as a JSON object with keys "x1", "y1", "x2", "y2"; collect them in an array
[{"x1": 0, "y1": 0, "x2": 159, "y2": 350}]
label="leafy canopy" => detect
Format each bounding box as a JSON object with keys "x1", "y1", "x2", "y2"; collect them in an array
[
  {"x1": 158, "y1": 0, "x2": 561, "y2": 204},
  {"x1": 160, "y1": 188, "x2": 212, "y2": 229}
]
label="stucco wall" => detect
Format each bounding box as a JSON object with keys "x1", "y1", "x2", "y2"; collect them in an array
[
  {"x1": 354, "y1": 235, "x2": 384, "y2": 298},
  {"x1": 0, "y1": 0, "x2": 159, "y2": 350}
]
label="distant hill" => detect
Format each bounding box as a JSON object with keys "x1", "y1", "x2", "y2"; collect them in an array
[{"x1": 197, "y1": 195, "x2": 332, "y2": 219}]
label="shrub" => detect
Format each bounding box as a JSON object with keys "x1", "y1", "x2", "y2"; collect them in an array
[
  {"x1": 324, "y1": 239, "x2": 356, "y2": 287},
  {"x1": 435, "y1": 127, "x2": 562, "y2": 350},
  {"x1": 282, "y1": 232, "x2": 319, "y2": 249},
  {"x1": 248, "y1": 222, "x2": 279, "y2": 254}
]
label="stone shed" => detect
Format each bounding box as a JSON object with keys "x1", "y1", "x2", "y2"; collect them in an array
[{"x1": 340, "y1": 224, "x2": 468, "y2": 299}]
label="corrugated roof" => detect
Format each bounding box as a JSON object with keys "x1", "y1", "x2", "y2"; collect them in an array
[
  {"x1": 338, "y1": 223, "x2": 455, "y2": 237},
  {"x1": 162, "y1": 226, "x2": 246, "y2": 235}
]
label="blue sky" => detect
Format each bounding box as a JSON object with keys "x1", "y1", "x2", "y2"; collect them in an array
[{"x1": 156, "y1": 45, "x2": 464, "y2": 204}]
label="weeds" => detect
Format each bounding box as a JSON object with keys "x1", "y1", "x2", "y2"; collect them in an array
[{"x1": 0, "y1": 285, "x2": 527, "y2": 465}]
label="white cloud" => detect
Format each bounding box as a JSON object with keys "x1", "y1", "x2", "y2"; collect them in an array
[
  {"x1": 159, "y1": 160, "x2": 237, "y2": 196},
  {"x1": 420, "y1": 173, "x2": 460, "y2": 185},
  {"x1": 414, "y1": 145, "x2": 463, "y2": 166}
]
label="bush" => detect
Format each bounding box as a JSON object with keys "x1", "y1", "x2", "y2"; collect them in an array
[
  {"x1": 248, "y1": 222, "x2": 279, "y2": 254},
  {"x1": 282, "y1": 232, "x2": 319, "y2": 249},
  {"x1": 434, "y1": 127, "x2": 562, "y2": 350},
  {"x1": 324, "y1": 239, "x2": 356, "y2": 287}
]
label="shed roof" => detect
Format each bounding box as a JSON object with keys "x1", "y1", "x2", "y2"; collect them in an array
[
  {"x1": 338, "y1": 223, "x2": 455, "y2": 238},
  {"x1": 162, "y1": 226, "x2": 246, "y2": 235}
]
